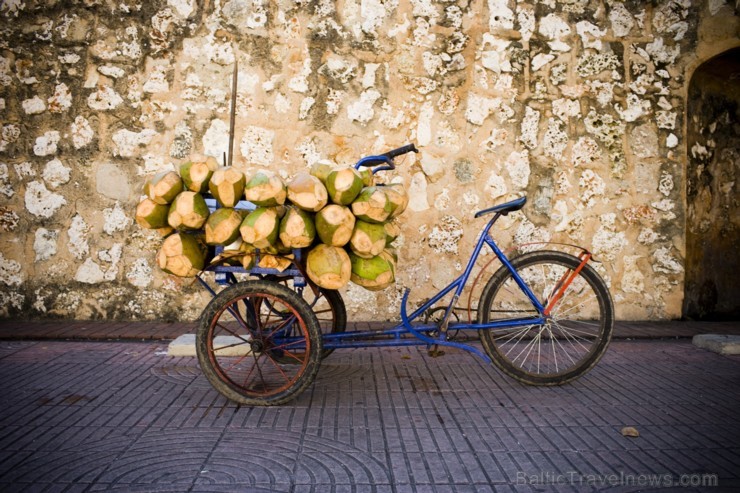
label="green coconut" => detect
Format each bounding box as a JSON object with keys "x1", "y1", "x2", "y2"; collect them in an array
[
  {"x1": 349, "y1": 249, "x2": 396, "y2": 291},
  {"x1": 157, "y1": 232, "x2": 207, "y2": 277},
  {"x1": 351, "y1": 186, "x2": 393, "y2": 224},
  {"x1": 382, "y1": 183, "x2": 409, "y2": 218},
  {"x1": 309, "y1": 161, "x2": 334, "y2": 183},
  {"x1": 278, "y1": 206, "x2": 316, "y2": 249},
  {"x1": 239, "y1": 207, "x2": 280, "y2": 249},
  {"x1": 209, "y1": 167, "x2": 246, "y2": 208},
  {"x1": 306, "y1": 244, "x2": 351, "y2": 290},
  {"x1": 287, "y1": 172, "x2": 328, "y2": 212},
  {"x1": 205, "y1": 207, "x2": 243, "y2": 246},
  {"x1": 180, "y1": 156, "x2": 219, "y2": 193},
  {"x1": 359, "y1": 168, "x2": 374, "y2": 187},
  {"x1": 146, "y1": 171, "x2": 183, "y2": 205},
  {"x1": 167, "y1": 191, "x2": 209, "y2": 230},
  {"x1": 135, "y1": 198, "x2": 170, "y2": 229},
  {"x1": 326, "y1": 167, "x2": 364, "y2": 205},
  {"x1": 349, "y1": 220, "x2": 387, "y2": 259},
  {"x1": 384, "y1": 220, "x2": 401, "y2": 246},
  {"x1": 315, "y1": 204, "x2": 355, "y2": 247},
  {"x1": 244, "y1": 170, "x2": 287, "y2": 207}
]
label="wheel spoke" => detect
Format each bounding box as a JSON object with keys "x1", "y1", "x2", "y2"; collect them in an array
[
  {"x1": 493, "y1": 323, "x2": 536, "y2": 343},
  {"x1": 550, "y1": 328, "x2": 577, "y2": 367},
  {"x1": 550, "y1": 322, "x2": 600, "y2": 338},
  {"x1": 477, "y1": 251, "x2": 613, "y2": 384},
  {"x1": 250, "y1": 349, "x2": 267, "y2": 390},
  {"x1": 500, "y1": 325, "x2": 537, "y2": 358},
  {"x1": 550, "y1": 293, "x2": 599, "y2": 319},
  {"x1": 265, "y1": 355, "x2": 294, "y2": 384},
  {"x1": 551, "y1": 321, "x2": 592, "y2": 353},
  {"x1": 197, "y1": 281, "x2": 323, "y2": 405},
  {"x1": 214, "y1": 322, "x2": 252, "y2": 344},
  {"x1": 547, "y1": 326, "x2": 559, "y2": 373},
  {"x1": 510, "y1": 330, "x2": 541, "y2": 366}
]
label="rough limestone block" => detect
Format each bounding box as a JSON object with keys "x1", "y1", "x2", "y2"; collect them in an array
[{"x1": 692, "y1": 334, "x2": 740, "y2": 355}]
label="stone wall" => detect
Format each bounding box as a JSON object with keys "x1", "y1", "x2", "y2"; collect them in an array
[{"x1": 0, "y1": 0, "x2": 738, "y2": 321}]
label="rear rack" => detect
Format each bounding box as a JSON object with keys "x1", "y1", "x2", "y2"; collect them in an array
[{"x1": 202, "y1": 196, "x2": 306, "y2": 287}]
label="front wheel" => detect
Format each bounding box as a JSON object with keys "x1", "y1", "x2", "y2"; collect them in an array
[
  {"x1": 196, "y1": 280, "x2": 322, "y2": 406},
  {"x1": 478, "y1": 250, "x2": 613, "y2": 386}
]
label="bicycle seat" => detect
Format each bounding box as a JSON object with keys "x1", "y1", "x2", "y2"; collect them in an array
[{"x1": 474, "y1": 196, "x2": 527, "y2": 218}]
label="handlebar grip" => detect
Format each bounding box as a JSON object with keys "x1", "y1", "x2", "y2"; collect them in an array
[{"x1": 383, "y1": 143, "x2": 419, "y2": 159}]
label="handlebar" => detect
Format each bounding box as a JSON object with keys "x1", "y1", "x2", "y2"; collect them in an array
[
  {"x1": 383, "y1": 143, "x2": 419, "y2": 159},
  {"x1": 354, "y1": 143, "x2": 419, "y2": 171}
]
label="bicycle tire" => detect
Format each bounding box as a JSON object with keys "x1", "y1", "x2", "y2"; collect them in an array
[
  {"x1": 478, "y1": 250, "x2": 613, "y2": 385},
  {"x1": 312, "y1": 288, "x2": 346, "y2": 359},
  {"x1": 196, "y1": 280, "x2": 322, "y2": 406},
  {"x1": 269, "y1": 277, "x2": 347, "y2": 359}
]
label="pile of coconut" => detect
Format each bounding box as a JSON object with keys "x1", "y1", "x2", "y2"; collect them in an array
[{"x1": 135, "y1": 156, "x2": 408, "y2": 291}]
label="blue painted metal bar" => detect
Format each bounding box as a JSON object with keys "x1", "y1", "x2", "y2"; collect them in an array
[
  {"x1": 319, "y1": 315, "x2": 544, "y2": 345},
  {"x1": 446, "y1": 317, "x2": 545, "y2": 331},
  {"x1": 196, "y1": 187, "x2": 559, "y2": 364},
  {"x1": 483, "y1": 236, "x2": 547, "y2": 313},
  {"x1": 404, "y1": 278, "x2": 462, "y2": 322},
  {"x1": 354, "y1": 155, "x2": 393, "y2": 170},
  {"x1": 196, "y1": 275, "x2": 218, "y2": 298}
]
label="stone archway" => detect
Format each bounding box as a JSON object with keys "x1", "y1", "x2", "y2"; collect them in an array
[{"x1": 684, "y1": 48, "x2": 740, "y2": 320}]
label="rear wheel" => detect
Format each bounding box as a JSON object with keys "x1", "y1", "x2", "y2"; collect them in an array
[
  {"x1": 196, "y1": 280, "x2": 322, "y2": 406},
  {"x1": 269, "y1": 277, "x2": 346, "y2": 359},
  {"x1": 308, "y1": 288, "x2": 346, "y2": 358},
  {"x1": 478, "y1": 251, "x2": 613, "y2": 385}
]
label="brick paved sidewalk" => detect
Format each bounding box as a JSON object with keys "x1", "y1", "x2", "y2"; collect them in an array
[
  {"x1": 0, "y1": 318, "x2": 738, "y2": 341},
  {"x1": 0, "y1": 338, "x2": 738, "y2": 492}
]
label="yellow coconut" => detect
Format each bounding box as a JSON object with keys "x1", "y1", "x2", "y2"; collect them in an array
[
  {"x1": 244, "y1": 170, "x2": 287, "y2": 207},
  {"x1": 205, "y1": 207, "x2": 243, "y2": 245},
  {"x1": 167, "y1": 191, "x2": 210, "y2": 230},
  {"x1": 135, "y1": 198, "x2": 170, "y2": 229},
  {"x1": 146, "y1": 171, "x2": 183, "y2": 205},
  {"x1": 239, "y1": 207, "x2": 280, "y2": 249},
  {"x1": 315, "y1": 204, "x2": 355, "y2": 247},
  {"x1": 351, "y1": 186, "x2": 393, "y2": 224},
  {"x1": 180, "y1": 156, "x2": 219, "y2": 193},
  {"x1": 305, "y1": 244, "x2": 351, "y2": 290},
  {"x1": 278, "y1": 206, "x2": 316, "y2": 249},
  {"x1": 157, "y1": 233, "x2": 207, "y2": 277},
  {"x1": 287, "y1": 172, "x2": 328, "y2": 212},
  {"x1": 349, "y1": 220, "x2": 387, "y2": 259},
  {"x1": 209, "y1": 167, "x2": 246, "y2": 208}
]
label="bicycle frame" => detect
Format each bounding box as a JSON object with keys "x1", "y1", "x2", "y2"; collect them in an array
[
  {"x1": 316, "y1": 208, "x2": 553, "y2": 363},
  {"x1": 195, "y1": 152, "x2": 596, "y2": 365}
]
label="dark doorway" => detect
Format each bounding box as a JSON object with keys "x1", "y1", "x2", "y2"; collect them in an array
[{"x1": 684, "y1": 48, "x2": 740, "y2": 320}]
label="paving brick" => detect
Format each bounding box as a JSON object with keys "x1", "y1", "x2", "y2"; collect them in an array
[{"x1": 0, "y1": 337, "x2": 738, "y2": 491}]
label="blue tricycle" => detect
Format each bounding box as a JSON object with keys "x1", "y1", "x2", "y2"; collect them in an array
[{"x1": 195, "y1": 144, "x2": 614, "y2": 406}]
